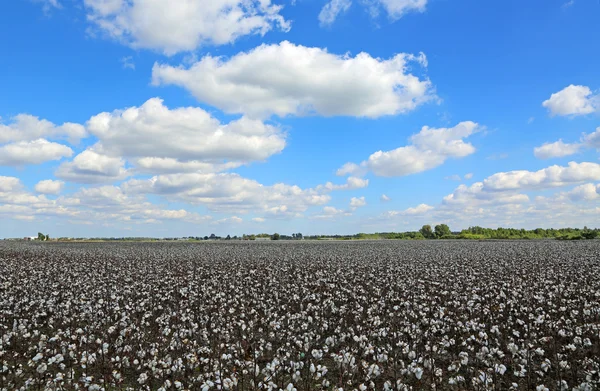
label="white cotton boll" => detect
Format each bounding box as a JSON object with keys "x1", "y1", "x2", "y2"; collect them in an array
[
  {"x1": 414, "y1": 367, "x2": 423, "y2": 380},
  {"x1": 495, "y1": 364, "x2": 507, "y2": 375},
  {"x1": 138, "y1": 373, "x2": 148, "y2": 384},
  {"x1": 32, "y1": 353, "x2": 43, "y2": 362},
  {"x1": 36, "y1": 363, "x2": 47, "y2": 374},
  {"x1": 88, "y1": 385, "x2": 101, "y2": 391},
  {"x1": 536, "y1": 385, "x2": 549, "y2": 391},
  {"x1": 359, "y1": 384, "x2": 367, "y2": 391},
  {"x1": 541, "y1": 360, "x2": 551, "y2": 372}
]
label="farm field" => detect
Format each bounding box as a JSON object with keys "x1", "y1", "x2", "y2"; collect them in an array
[{"x1": 1, "y1": 240, "x2": 599, "y2": 391}]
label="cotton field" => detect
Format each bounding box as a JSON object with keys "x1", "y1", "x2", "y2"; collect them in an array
[{"x1": 1, "y1": 241, "x2": 599, "y2": 391}]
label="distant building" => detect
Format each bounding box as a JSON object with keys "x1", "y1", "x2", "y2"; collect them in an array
[{"x1": 255, "y1": 237, "x2": 271, "y2": 241}]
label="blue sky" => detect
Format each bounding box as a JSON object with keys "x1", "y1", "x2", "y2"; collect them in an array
[{"x1": 1, "y1": 0, "x2": 599, "y2": 238}]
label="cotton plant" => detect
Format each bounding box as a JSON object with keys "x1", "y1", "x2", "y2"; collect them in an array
[{"x1": 1, "y1": 240, "x2": 599, "y2": 389}]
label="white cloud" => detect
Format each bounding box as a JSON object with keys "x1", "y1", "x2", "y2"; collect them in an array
[
  {"x1": 122, "y1": 172, "x2": 332, "y2": 215},
  {"x1": 533, "y1": 139, "x2": 582, "y2": 159},
  {"x1": 121, "y1": 56, "x2": 135, "y2": 70},
  {"x1": 444, "y1": 174, "x2": 461, "y2": 181},
  {"x1": 0, "y1": 114, "x2": 86, "y2": 144},
  {"x1": 383, "y1": 203, "x2": 433, "y2": 218},
  {"x1": 252, "y1": 217, "x2": 266, "y2": 223},
  {"x1": 380, "y1": 194, "x2": 391, "y2": 202},
  {"x1": 542, "y1": 85, "x2": 599, "y2": 116},
  {"x1": 402, "y1": 203, "x2": 433, "y2": 215},
  {"x1": 0, "y1": 176, "x2": 23, "y2": 193},
  {"x1": 311, "y1": 205, "x2": 352, "y2": 219},
  {"x1": 213, "y1": 216, "x2": 243, "y2": 225},
  {"x1": 558, "y1": 183, "x2": 600, "y2": 201},
  {"x1": 441, "y1": 162, "x2": 600, "y2": 209},
  {"x1": 350, "y1": 196, "x2": 366, "y2": 210},
  {"x1": 34, "y1": 179, "x2": 65, "y2": 195},
  {"x1": 377, "y1": 0, "x2": 427, "y2": 20},
  {"x1": 318, "y1": 176, "x2": 369, "y2": 191},
  {"x1": 464, "y1": 173, "x2": 473, "y2": 180},
  {"x1": 133, "y1": 157, "x2": 243, "y2": 175},
  {"x1": 319, "y1": 0, "x2": 352, "y2": 26},
  {"x1": 336, "y1": 162, "x2": 365, "y2": 177},
  {"x1": 482, "y1": 162, "x2": 600, "y2": 191},
  {"x1": 583, "y1": 127, "x2": 600, "y2": 148},
  {"x1": 442, "y1": 182, "x2": 530, "y2": 206},
  {"x1": 34, "y1": 0, "x2": 62, "y2": 13},
  {"x1": 0, "y1": 176, "x2": 208, "y2": 225},
  {"x1": 55, "y1": 149, "x2": 129, "y2": 184},
  {"x1": 87, "y1": 98, "x2": 286, "y2": 173},
  {"x1": 83, "y1": 0, "x2": 290, "y2": 55},
  {"x1": 341, "y1": 121, "x2": 480, "y2": 177},
  {"x1": 0, "y1": 139, "x2": 73, "y2": 166},
  {"x1": 152, "y1": 41, "x2": 435, "y2": 118},
  {"x1": 63, "y1": 185, "x2": 205, "y2": 223}
]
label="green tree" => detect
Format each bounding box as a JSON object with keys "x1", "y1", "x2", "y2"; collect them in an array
[
  {"x1": 45, "y1": 234, "x2": 50, "y2": 241},
  {"x1": 38, "y1": 232, "x2": 46, "y2": 241},
  {"x1": 419, "y1": 225, "x2": 434, "y2": 239},
  {"x1": 434, "y1": 224, "x2": 451, "y2": 238},
  {"x1": 272, "y1": 233, "x2": 280, "y2": 240}
]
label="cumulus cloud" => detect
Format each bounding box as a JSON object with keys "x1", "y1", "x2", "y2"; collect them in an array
[
  {"x1": 534, "y1": 127, "x2": 600, "y2": 160},
  {"x1": 55, "y1": 150, "x2": 129, "y2": 184},
  {"x1": 319, "y1": 0, "x2": 352, "y2": 26},
  {"x1": 382, "y1": 203, "x2": 433, "y2": 218},
  {"x1": 87, "y1": 98, "x2": 285, "y2": 173},
  {"x1": 0, "y1": 139, "x2": 73, "y2": 166},
  {"x1": 311, "y1": 205, "x2": 352, "y2": 220},
  {"x1": 34, "y1": 179, "x2": 65, "y2": 195},
  {"x1": 317, "y1": 176, "x2": 369, "y2": 191},
  {"x1": 533, "y1": 139, "x2": 582, "y2": 159},
  {"x1": 0, "y1": 175, "x2": 209, "y2": 225},
  {"x1": 557, "y1": 183, "x2": 600, "y2": 202},
  {"x1": 65, "y1": 185, "x2": 206, "y2": 223},
  {"x1": 132, "y1": 158, "x2": 243, "y2": 175},
  {"x1": 0, "y1": 114, "x2": 86, "y2": 144},
  {"x1": 442, "y1": 182, "x2": 531, "y2": 206},
  {"x1": 213, "y1": 216, "x2": 243, "y2": 225},
  {"x1": 402, "y1": 203, "x2": 433, "y2": 215},
  {"x1": 152, "y1": 41, "x2": 435, "y2": 118},
  {"x1": 0, "y1": 176, "x2": 23, "y2": 193},
  {"x1": 482, "y1": 162, "x2": 600, "y2": 191},
  {"x1": 542, "y1": 85, "x2": 599, "y2": 116},
  {"x1": 252, "y1": 217, "x2": 266, "y2": 223},
  {"x1": 380, "y1": 194, "x2": 391, "y2": 202},
  {"x1": 339, "y1": 121, "x2": 480, "y2": 178},
  {"x1": 336, "y1": 162, "x2": 366, "y2": 177},
  {"x1": 350, "y1": 196, "x2": 366, "y2": 210},
  {"x1": 464, "y1": 173, "x2": 473, "y2": 180},
  {"x1": 83, "y1": 0, "x2": 290, "y2": 55},
  {"x1": 441, "y1": 161, "x2": 600, "y2": 209},
  {"x1": 122, "y1": 173, "x2": 332, "y2": 216}
]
